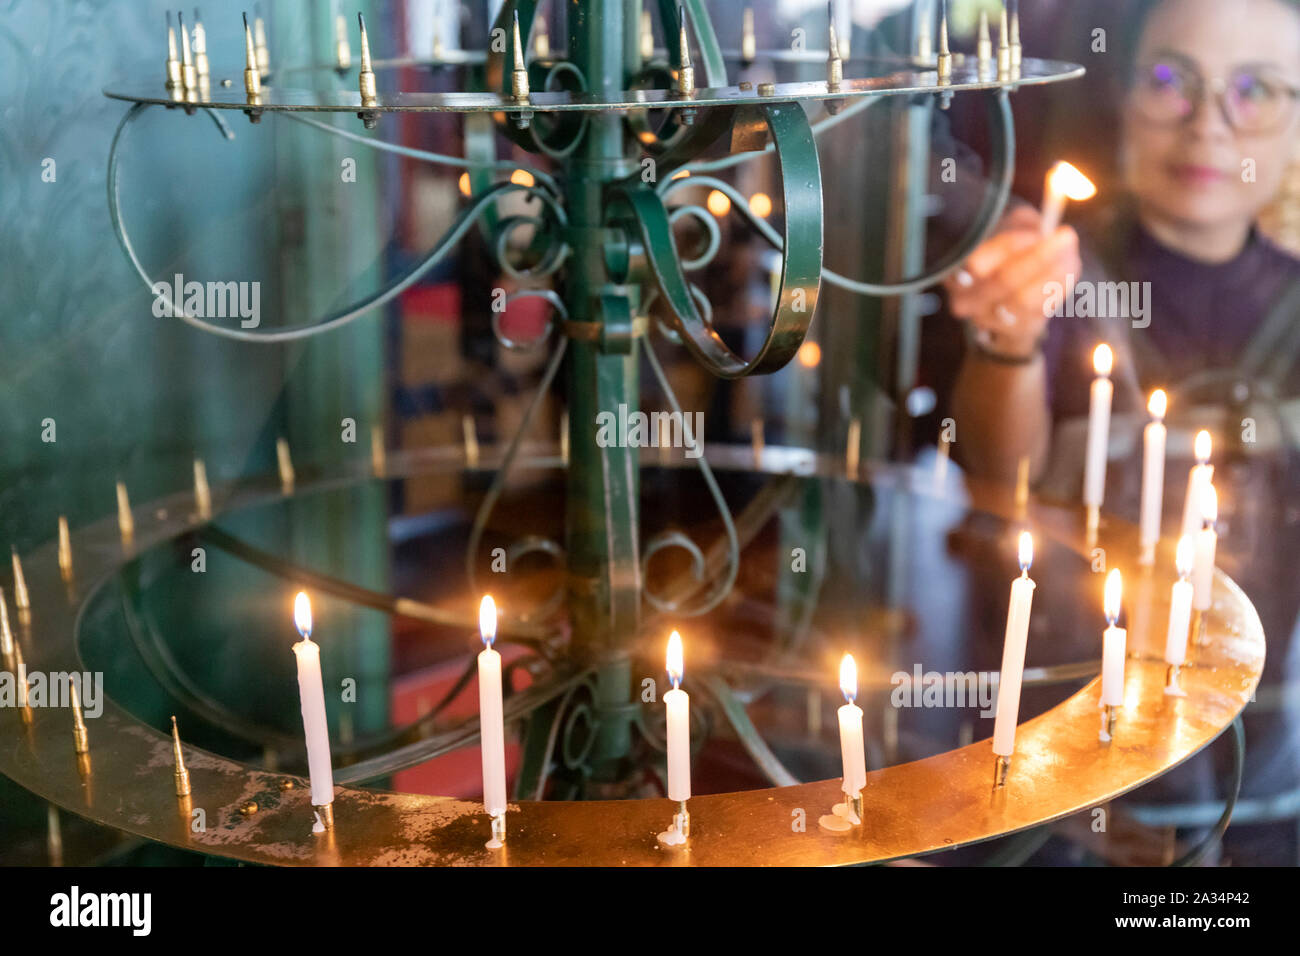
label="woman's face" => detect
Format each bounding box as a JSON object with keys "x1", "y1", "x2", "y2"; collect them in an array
[{"x1": 1122, "y1": 0, "x2": 1300, "y2": 232}]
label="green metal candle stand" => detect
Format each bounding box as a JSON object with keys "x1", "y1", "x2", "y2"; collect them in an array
[{"x1": 0, "y1": 2, "x2": 1260, "y2": 865}]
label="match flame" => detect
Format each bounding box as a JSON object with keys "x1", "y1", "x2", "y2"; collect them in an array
[
  {"x1": 839, "y1": 653, "x2": 857, "y2": 704},
  {"x1": 1093, "y1": 344, "x2": 1113, "y2": 377},
  {"x1": 1018, "y1": 531, "x2": 1034, "y2": 573},
  {"x1": 1104, "y1": 568, "x2": 1122, "y2": 626},
  {"x1": 479, "y1": 594, "x2": 497, "y2": 647},
  {"x1": 1194, "y1": 430, "x2": 1212, "y2": 464},
  {"x1": 1175, "y1": 535, "x2": 1195, "y2": 579},
  {"x1": 666, "y1": 630, "x2": 684, "y2": 689},
  {"x1": 1048, "y1": 161, "x2": 1097, "y2": 202},
  {"x1": 294, "y1": 591, "x2": 313, "y2": 640},
  {"x1": 1200, "y1": 483, "x2": 1219, "y2": 527},
  {"x1": 1148, "y1": 389, "x2": 1167, "y2": 421}
]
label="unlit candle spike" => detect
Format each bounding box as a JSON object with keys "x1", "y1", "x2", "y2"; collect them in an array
[
  {"x1": 276, "y1": 438, "x2": 295, "y2": 493},
  {"x1": 741, "y1": 7, "x2": 756, "y2": 65},
  {"x1": 335, "y1": 13, "x2": 352, "y2": 71},
  {"x1": 178, "y1": 11, "x2": 197, "y2": 92},
  {"x1": 57, "y1": 516, "x2": 73, "y2": 580},
  {"x1": 192, "y1": 8, "x2": 210, "y2": 81},
  {"x1": 47, "y1": 805, "x2": 63, "y2": 867},
  {"x1": 165, "y1": 12, "x2": 182, "y2": 90},
  {"x1": 172, "y1": 716, "x2": 191, "y2": 797},
  {"x1": 462, "y1": 414, "x2": 480, "y2": 468},
  {"x1": 510, "y1": 10, "x2": 530, "y2": 102},
  {"x1": 116, "y1": 481, "x2": 134, "y2": 541},
  {"x1": 70, "y1": 680, "x2": 89, "y2": 754},
  {"x1": 11, "y1": 549, "x2": 30, "y2": 611},
  {"x1": 358, "y1": 12, "x2": 377, "y2": 103},
  {"x1": 193, "y1": 458, "x2": 212, "y2": 519},
  {"x1": 751, "y1": 418, "x2": 765, "y2": 466},
  {"x1": 937, "y1": 0, "x2": 952, "y2": 82},
  {"x1": 0, "y1": 587, "x2": 14, "y2": 656},
  {"x1": 977, "y1": 9, "x2": 992, "y2": 68},
  {"x1": 13, "y1": 640, "x2": 31, "y2": 721},
  {"x1": 827, "y1": 2, "x2": 843, "y2": 91},
  {"x1": 846, "y1": 417, "x2": 862, "y2": 476},
  {"x1": 243, "y1": 12, "x2": 261, "y2": 96},
  {"x1": 534, "y1": 8, "x2": 550, "y2": 59},
  {"x1": 370, "y1": 425, "x2": 387, "y2": 477},
  {"x1": 676, "y1": 6, "x2": 694, "y2": 95},
  {"x1": 998, "y1": 4, "x2": 1011, "y2": 78},
  {"x1": 641, "y1": 7, "x2": 655, "y2": 62},
  {"x1": 1015, "y1": 456, "x2": 1031, "y2": 514},
  {"x1": 1010, "y1": 4, "x2": 1022, "y2": 69}
]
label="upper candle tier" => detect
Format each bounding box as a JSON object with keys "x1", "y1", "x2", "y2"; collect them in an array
[{"x1": 104, "y1": 56, "x2": 1084, "y2": 115}]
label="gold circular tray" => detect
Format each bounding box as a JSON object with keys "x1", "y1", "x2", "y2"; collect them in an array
[{"x1": 0, "y1": 449, "x2": 1263, "y2": 865}]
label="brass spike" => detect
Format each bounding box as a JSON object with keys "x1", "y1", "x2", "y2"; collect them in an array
[
  {"x1": 640, "y1": 6, "x2": 655, "y2": 63},
  {"x1": 462, "y1": 414, "x2": 480, "y2": 468},
  {"x1": 335, "y1": 13, "x2": 352, "y2": 71},
  {"x1": 13, "y1": 640, "x2": 31, "y2": 724},
  {"x1": 359, "y1": 13, "x2": 377, "y2": 102},
  {"x1": 116, "y1": 480, "x2": 134, "y2": 542},
  {"x1": 11, "y1": 548, "x2": 29, "y2": 611},
  {"x1": 977, "y1": 9, "x2": 992, "y2": 68},
  {"x1": 253, "y1": 7, "x2": 270, "y2": 77},
  {"x1": 371, "y1": 425, "x2": 387, "y2": 478},
  {"x1": 741, "y1": 7, "x2": 757, "y2": 65},
  {"x1": 846, "y1": 417, "x2": 861, "y2": 476},
  {"x1": 57, "y1": 517, "x2": 73, "y2": 581},
  {"x1": 165, "y1": 12, "x2": 183, "y2": 90},
  {"x1": 998, "y1": 4, "x2": 1011, "y2": 78},
  {"x1": 827, "y1": 2, "x2": 844, "y2": 92},
  {"x1": 937, "y1": 0, "x2": 952, "y2": 83},
  {"x1": 193, "y1": 458, "x2": 212, "y2": 520},
  {"x1": 70, "y1": 679, "x2": 89, "y2": 754},
  {"x1": 510, "y1": 10, "x2": 530, "y2": 102},
  {"x1": 192, "y1": 9, "x2": 211, "y2": 81},
  {"x1": 171, "y1": 716, "x2": 192, "y2": 797},
  {"x1": 243, "y1": 12, "x2": 262, "y2": 97},
  {"x1": 178, "y1": 11, "x2": 198, "y2": 92},
  {"x1": 276, "y1": 437, "x2": 295, "y2": 494},
  {"x1": 1010, "y1": 2, "x2": 1022, "y2": 69},
  {"x1": 0, "y1": 587, "x2": 13, "y2": 657},
  {"x1": 534, "y1": 8, "x2": 550, "y2": 59},
  {"x1": 675, "y1": 5, "x2": 694, "y2": 97}
]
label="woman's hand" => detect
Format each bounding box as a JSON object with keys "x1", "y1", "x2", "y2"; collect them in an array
[{"x1": 943, "y1": 205, "x2": 1082, "y2": 360}]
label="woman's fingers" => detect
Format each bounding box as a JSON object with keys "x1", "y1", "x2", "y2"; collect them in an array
[{"x1": 950, "y1": 227, "x2": 1080, "y2": 320}]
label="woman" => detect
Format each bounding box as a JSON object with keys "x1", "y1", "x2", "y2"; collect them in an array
[{"x1": 942, "y1": 0, "x2": 1300, "y2": 863}]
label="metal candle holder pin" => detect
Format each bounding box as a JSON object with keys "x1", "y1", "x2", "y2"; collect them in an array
[
  {"x1": 977, "y1": 9, "x2": 992, "y2": 72},
  {"x1": 510, "y1": 10, "x2": 533, "y2": 129},
  {"x1": 997, "y1": 4, "x2": 1011, "y2": 79},
  {"x1": 171, "y1": 716, "x2": 191, "y2": 797},
  {"x1": 741, "y1": 7, "x2": 756, "y2": 66},
  {"x1": 826, "y1": 3, "x2": 845, "y2": 113},
  {"x1": 463, "y1": 414, "x2": 480, "y2": 468},
  {"x1": 193, "y1": 458, "x2": 212, "y2": 520},
  {"x1": 178, "y1": 11, "x2": 198, "y2": 98},
  {"x1": 11, "y1": 548, "x2": 30, "y2": 611},
  {"x1": 242, "y1": 12, "x2": 263, "y2": 120},
  {"x1": 57, "y1": 517, "x2": 73, "y2": 582},
  {"x1": 936, "y1": 1, "x2": 952, "y2": 84},
  {"x1": 71, "y1": 680, "x2": 89, "y2": 754},
  {"x1": 277, "y1": 437, "x2": 295, "y2": 494},
  {"x1": 192, "y1": 9, "x2": 210, "y2": 84},
  {"x1": 164, "y1": 13, "x2": 182, "y2": 91},
  {"x1": 0, "y1": 587, "x2": 14, "y2": 657},
  {"x1": 674, "y1": 5, "x2": 696, "y2": 125},
  {"x1": 357, "y1": 12, "x2": 379, "y2": 129},
  {"x1": 1009, "y1": 0, "x2": 1022, "y2": 70},
  {"x1": 640, "y1": 7, "x2": 655, "y2": 63},
  {"x1": 116, "y1": 481, "x2": 135, "y2": 545}
]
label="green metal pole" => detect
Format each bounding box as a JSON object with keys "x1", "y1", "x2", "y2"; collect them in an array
[{"x1": 562, "y1": 0, "x2": 641, "y2": 781}]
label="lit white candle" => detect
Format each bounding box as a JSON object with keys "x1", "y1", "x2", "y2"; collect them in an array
[
  {"x1": 993, "y1": 533, "x2": 1036, "y2": 758},
  {"x1": 1100, "y1": 569, "x2": 1126, "y2": 708},
  {"x1": 1164, "y1": 536, "x2": 1196, "y2": 674},
  {"x1": 291, "y1": 592, "x2": 335, "y2": 815},
  {"x1": 1181, "y1": 430, "x2": 1214, "y2": 540},
  {"x1": 1083, "y1": 345, "x2": 1114, "y2": 510},
  {"x1": 1040, "y1": 161, "x2": 1097, "y2": 237},
  {"x1": 837, "y1": 654, "x2": 867, "y2": 796},
  {"x1": 665, "y1": 631, "x2": 691, "y2": 802},
  {"x1": 1138, "y1": 389, "x2": 1168, "y2": 564},
  {"x1": 478, "y1": 595, "x2": 508, "y2": 817},
  {"x1": 1192, "y1": 484, "x2": 1218, "y2": 613}
]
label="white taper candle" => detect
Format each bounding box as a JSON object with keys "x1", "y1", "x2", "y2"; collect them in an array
[
  {"x1": 291, "y1": 592, "x2": 334, "y2": 809},
  {"x1": 993, "y1": 533, "x2": 1037, "y2": 757},
  {"x1": 478, "y1": 596, "x2": 508, "y2": 816},
  {"x1": 837, "y1": 654, "x2": 867, "y2": 795},
  {"x1": 665, "y1": 631, "x2": 691, "y2": 802},
  {"x1": 1138, "y1": 390, "x2": 1168, "y2": 562},
  {"x1": 1083, "y1": 345, "x2": 1114, "y2": 509}
]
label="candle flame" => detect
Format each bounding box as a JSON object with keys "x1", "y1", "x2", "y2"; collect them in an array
[
  {"x1": 1194, "y1": 429, "x2": 1212, "y2": 464},
  {"x1": 1200, "y1": 482, "x2": 1219, "y2": 527},
  {"x1": 1175, "y1": 535, "x2": 1195, "y2": 579},
  {"x1": 839, "y1": 653, "x2": 857, "y2": 704},
  {"x1": 1018, "y1": 531, "x2": 1033, "y2": 572},
  {"x1": 1104, "y1": 568, "x2": 1122, "y2": 626},
  {"x1": 1148, "y1": 389, "x2": 1167, "y2": 420},
  {"x1": 1092, "y1": 344, "x2": 1113, "y2": 377},
  {"x1": 1048, "y1": 161, "x2": 1098, "y2": 202},
  {"x1": 666, "y1": 630, "x2": 684, "y2": 688},
  {"x1": 294, "y1": 591, "x2": 313, "y2": 639},
  {"x1": 479, "y1": 594, "x2": 497, "y2": 646}
]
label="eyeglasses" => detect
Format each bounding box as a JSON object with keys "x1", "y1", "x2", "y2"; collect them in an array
[{"x1": 1131, "y1": 60, "x2": 1300, "y2": 134}]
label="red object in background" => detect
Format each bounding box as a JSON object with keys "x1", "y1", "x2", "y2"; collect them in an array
[
  {"x1": 391, "y1": 644, "x2": 533, "y2": 799},
  {"x1": 400, "y1": 282, "x2": 462, "y2": 324}
]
